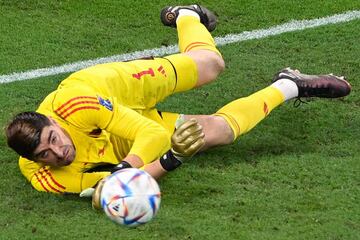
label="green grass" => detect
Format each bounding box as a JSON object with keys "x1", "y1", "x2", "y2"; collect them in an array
[{"x1": 1, "y1": 1, "x2": 360, "y2": 239}]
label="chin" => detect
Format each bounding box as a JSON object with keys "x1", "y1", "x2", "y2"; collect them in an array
[
  {"x1": 67, "y1": 148, "x2": 76, "y2": 164},
  {"x1": 63, "y1": 161, "x2": 72, "y2": 166},
  {"x1": 66, "y1": 155, "x2": 75, "y2": 166}
]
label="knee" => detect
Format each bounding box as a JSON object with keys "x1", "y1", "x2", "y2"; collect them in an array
[
  {"x1": 208, "y1": 52, "x2": 225, "y2": 79},
  {"x1": 215, "y1": 54, "x2": 225, "y2": 73},
  {"x1": 186, "y1": 50, "x2": 225, "y2": 86}
]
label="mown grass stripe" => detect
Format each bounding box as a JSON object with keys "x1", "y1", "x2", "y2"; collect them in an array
[{"x1": 1, "y1": 10, "x2": 359, "y2": 84}]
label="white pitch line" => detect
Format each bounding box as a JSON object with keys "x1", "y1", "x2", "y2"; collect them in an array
[{"x1": 1, "y1": 10, "x2": 360, "y2": 84}]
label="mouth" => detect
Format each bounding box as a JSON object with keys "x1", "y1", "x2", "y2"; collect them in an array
[{"x1": 63, "y1": 147, "x2": 73, "y2": 166}]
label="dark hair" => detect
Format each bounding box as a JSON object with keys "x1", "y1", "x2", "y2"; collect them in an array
[{"x1": 5, "y1": 112, "x2": 51, "y2": 160}]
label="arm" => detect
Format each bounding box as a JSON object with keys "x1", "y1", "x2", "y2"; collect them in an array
[
  {"x1": 88, "y1": 118, "x2": 205, "y2": 209},
  {"x1": 112, "y1": 118, "x2": 205, "y2": 178},
  {"x1": 19, "y1": 157, "x2": 110, "y2": 193},
  {"x1": 105, "y1": 104, "x2": 171, "y2": 167},
  {"x1": 52, "y1": 88, "x2": 171, "y2": 168},
  {"x1": 143, "y1": 160, "x2": 167, "y2": 179},
  {"x1": 113, "y1": 118, "x2": 205, "y2": 179}
]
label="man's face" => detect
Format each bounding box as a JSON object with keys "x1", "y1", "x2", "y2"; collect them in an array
[{"x1": 33, "y1": 118, "x2": 76, "y2": 167}]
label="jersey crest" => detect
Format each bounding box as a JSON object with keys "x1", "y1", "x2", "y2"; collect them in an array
[{"x1": 98, "y1": 96, "x2": 113, "y2": 111}]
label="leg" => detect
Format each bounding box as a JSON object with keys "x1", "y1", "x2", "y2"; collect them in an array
[
  {"x1": 161, "y1": 5, "x2": 225, "y2": 88},
  {"x1": 185, "y1": 50, "x2": 225, "y2": 87},
  {"x1": 183, "y1": 68, "x2": 351, "y2": 151},
  {"x1": 183, "y1": 86, "x2": 284, "y2": 151},
  {"x1": 183, "y1": 114, "x2": 233, "y2": 151}
]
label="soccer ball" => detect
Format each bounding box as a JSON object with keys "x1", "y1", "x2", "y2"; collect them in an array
[{"x1": 100, "y1": 168, "x2": 161, "y2": 227}]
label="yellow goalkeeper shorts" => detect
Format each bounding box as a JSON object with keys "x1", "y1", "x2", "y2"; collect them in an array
[{"x1": 65, "y1": 53, "x2": 198, "y2": 110}]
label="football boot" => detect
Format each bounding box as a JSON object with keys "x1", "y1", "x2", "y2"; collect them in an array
[
  {"x1": 160, "y1": 4, "x2": 217, "y2": 32},
  {"x1": 272, "y1": 67, "x2": 351, "y2": 99}
]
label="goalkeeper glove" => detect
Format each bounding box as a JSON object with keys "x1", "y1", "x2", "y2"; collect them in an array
[
  {"x1": 171, "y1": 117, "x2": 205, "y2": 159},
  {"x1": 160, "y1": 118, "x2": 205, "y2": 171},
  {"x1": 79, "y1": 178, "x2": 105, "y2": 210},
  {"x1": 79, "y1": 161, "x2": 132, "y2": 210}
]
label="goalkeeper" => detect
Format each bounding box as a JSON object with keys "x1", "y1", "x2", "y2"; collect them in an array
[{"x1": 5, "y1": 5, "x2": 351, "y2": 194}]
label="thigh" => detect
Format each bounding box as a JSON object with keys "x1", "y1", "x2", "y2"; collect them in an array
[
  {"x1": 163, "y1": 53, "x2": 198, "y2": 93},
  {"x1": 142, "y1": 109, "x2": 180, "y2": 134},
  {"x1": 69, "y1": 58, "x2": 179, "y2": 109},
  {"x1": 110, "y1": 109, "x2": 180, "y2": 161}
]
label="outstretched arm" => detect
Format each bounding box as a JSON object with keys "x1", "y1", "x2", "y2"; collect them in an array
[
  {"x1": 143, "y1": 118, "x2": 205, "y2": 179},
  {"x1": 89, "y1": 119, "x2": 205, "y2": 209}
]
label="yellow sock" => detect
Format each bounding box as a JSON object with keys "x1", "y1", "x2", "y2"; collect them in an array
[
  {"x1": 214, "y1": 86, "x2": 285, "y2": 140},
  {"x1": 176, "y1": 16, "x2": 221, "y2": 56}
]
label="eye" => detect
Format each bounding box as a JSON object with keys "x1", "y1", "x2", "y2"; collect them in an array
[
  {"x1": 41, "y1": 151, "x2": 48, "y2": 159},
  {"x1": 51, "y1": 136, "x2": 57, "y2": 144}
]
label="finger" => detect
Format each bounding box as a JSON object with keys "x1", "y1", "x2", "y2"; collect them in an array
[
  {"x1": 182, "y1": 123, "x2": 203, "y2": 137},
  {"x1": 171, "y1": 133, "x2": 204, "y2": 157},
  {"x1": 79, "y1": 188, "x2": 95, "y2": 198},
  {"x1": 92, "y1": 179, "x2": 106, "y2": 210},
  {"x1": 177, "y1": 126, "x2": 203, "y2": 142},
  {"x1": 184, "y1": 137, "x2": 205, "y2": 156},
  {"x1": 174, "y1": 122, "x2": 203, "y2": 142},
  {"x1": 183, "y1": 132, "x2": 205, "y2": 149},
  {"x1": 172, "y1": 130, "x2": 203, "y2": 149},
  {"x1": 174, "y1": 119, "x2": 198, "y2": 137}
]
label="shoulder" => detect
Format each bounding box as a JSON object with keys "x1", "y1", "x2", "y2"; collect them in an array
[
  {"x1": 52, "y1": 86, "x2": 105, "y2": 122},
  {"x1": 37, "y1": 86, "x2": 98, "y2": 115},
  {"x1": 19, "y1": 157, "x2": 71, "y2": 193},
  {"x1": 19, "y1": 156, "x2": 43, "y2": 182},
  {"x1": 52, "y1": 87, "x2": 99, "y2": 117},
  {"x1": 48, "y1": 87, "x2": 114, "y2": 129}
]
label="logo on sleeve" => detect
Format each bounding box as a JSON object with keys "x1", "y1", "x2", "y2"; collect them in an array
[{"x1": 98, "y1": 96, "x2": 113, "y2": 111}]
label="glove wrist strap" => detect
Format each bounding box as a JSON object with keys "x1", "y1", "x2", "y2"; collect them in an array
[
  {"x1": 160, "y1": 150, "x2": 182, "y2": 171},
  {"x1": 111, "y1": 161, "x2": 132, "y2": 173}
]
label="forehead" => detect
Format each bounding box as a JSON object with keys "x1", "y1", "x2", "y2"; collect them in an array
[
  {"x1": 42, "y1": 124, "x2": 56, "y2": 138},
  {"x1": 34, "y1": 124, "x2": 58, "y2": 151}
]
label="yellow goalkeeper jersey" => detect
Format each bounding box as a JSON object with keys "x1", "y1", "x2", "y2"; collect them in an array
[{"x1": 18, "y1": 56, "x2": 197, "y2": 194}]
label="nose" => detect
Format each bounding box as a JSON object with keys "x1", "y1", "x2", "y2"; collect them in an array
[{"x1": 51, "y1": 145, "x2": 64, "y2": 158}]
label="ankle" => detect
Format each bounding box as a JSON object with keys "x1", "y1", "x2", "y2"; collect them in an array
[
  {"x1": 271, "y1": 79, "x2": 299, "y2": 101},
  {"x1": 176, "y1": 9, "x2": 200, "y2": 24}
]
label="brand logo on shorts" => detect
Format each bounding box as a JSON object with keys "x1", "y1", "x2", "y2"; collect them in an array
[
  {"x1": 98, "y1": 96, "x2": 113, "y2": 111},
  {"x1": 157, "y1": 65, "x2": 167, "y2": 77}
]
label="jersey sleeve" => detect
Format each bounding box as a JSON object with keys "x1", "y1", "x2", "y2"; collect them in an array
[
  {"x1": 105, "y1": 105, "x2": 171, "y2": 164},
  {"x1": 53, "y1": 87, "x2": 171, "y2": 164},
  {"x1": 19, "y1": 157, "x2": 110, "y2": 193}
]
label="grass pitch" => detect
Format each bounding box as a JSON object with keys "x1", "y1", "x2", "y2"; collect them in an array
[{"x1": 0, "y1": 1, "x2": 359, "y2": 239}]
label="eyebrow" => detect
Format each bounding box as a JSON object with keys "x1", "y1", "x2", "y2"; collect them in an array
[
  {"x1": 47, "y1": 130, "x2": 54, "y2": 145},
  {"x1": 34, "y1": 130, "x2": 54, "y2": 158}
]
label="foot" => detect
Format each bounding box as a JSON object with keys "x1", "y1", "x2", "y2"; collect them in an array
[
  {"x1": 160, "y1": 4, "x2": 217, "y2": 32},
  {"x1": 272, "y1": 67, "x2": 351, "y2": 98}
]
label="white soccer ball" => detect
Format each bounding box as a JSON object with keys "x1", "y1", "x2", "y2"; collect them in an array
[{"x1": 100, "y1": 168, "x2": 161, "y2": 227}]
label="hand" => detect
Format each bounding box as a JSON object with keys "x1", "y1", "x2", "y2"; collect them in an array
[
  {"x1": 79, "y1": 179, "x2": 105, "y2": 210},
  {"x1": 171, "y1": 118, "x2": 205, "y2": 160}
]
